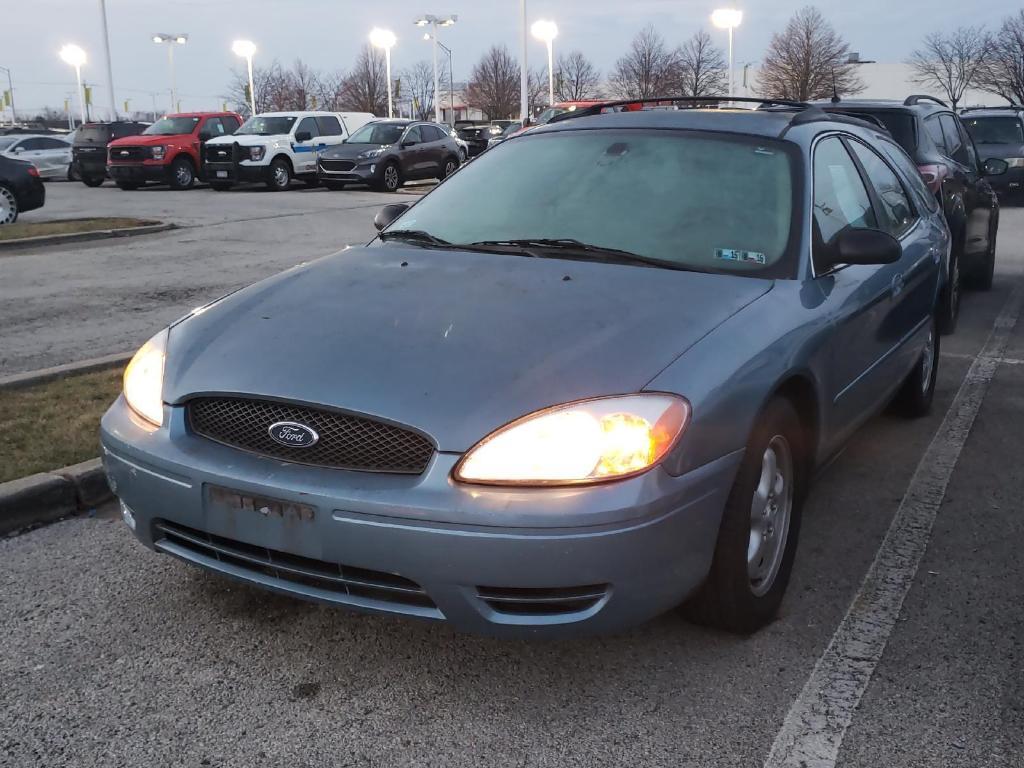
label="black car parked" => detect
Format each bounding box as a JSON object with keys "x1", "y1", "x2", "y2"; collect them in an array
[
  {"x1": 962, "y1": 107, "x2": 1024, "y2": 199},
  {"x1": 0, "y1": 154, "x2": 45, "y2": 224},
  {"x1": 822, "y1": 97, "x2": 1004, "y2": 324},
  {"x1": 454, "y1": 120, "x2": 492, "y2": 157},
  {"x1": 72, "y1": 121, "x2": 149, "y2": 187},
  {"x1": 317, "y1": 120, "x2": 462, "y2": 192}
]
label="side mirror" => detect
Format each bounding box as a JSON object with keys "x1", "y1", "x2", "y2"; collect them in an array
[
  {"x1": 401, "y1": 139, "x2": 418, "y2": 148},
  {"x1": 295, "y1": 131, "x2": 313, "y2": 143},
  {"x1": 12, "y1": 145, "x2": 25, "y2": 153},
  {"x1": 983, "y1": 158, "x2": 1009, "y2": 177},
  {"x1": 823, "y1": 228, "x2": 902, "y2": 269},
  {"x1": 374, "y1": 203, "x2": 410, "y2": 232}
]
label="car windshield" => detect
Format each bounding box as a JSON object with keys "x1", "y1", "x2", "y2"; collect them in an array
[
  {"x1": 383, "y1": 129, "x2": 797, "y2": 277},
  {"x1": 75, "y1": 125, "x2": 111, "y2": 143},
  {"x1": 144, "y1": 116, "x2": 201, "y2": 135},
  {"x1": 346, "y1": 123, "x2": 405, "y2": 144},
  {"x1": 853, "y1": 111, "x2": 917, "y2": 153},
  {"x1": 963, "y1": 116, "x2": 1024, "y2": 145},
  {"x1": 235, "y1": 116, "x2": 297, "y2": 136}
]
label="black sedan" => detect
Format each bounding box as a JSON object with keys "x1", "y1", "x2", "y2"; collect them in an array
[
  {"x1": 0, "y1": 154, "x2": 45, "y2": 225},
  {"x1": 317, "y1": 120, "x2": 462, "y2": 192}
]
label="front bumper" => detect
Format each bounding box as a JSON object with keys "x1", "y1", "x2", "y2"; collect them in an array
[
  {"x1": 203, "y1": 160, "x2": 268, "y2": 185},
  {"x1": 20, "y1": 177, "x2": 45, "y2": 213},
  {"x1": 108, "y1": 163, "x2": 168, "y2": 184},
  {"x1": 73, "y1": 153, "x2": 107, "y2": 179},
  {"x1": 100, "y1": 396, "x2": 739, "y2": 638},
  {"x1": 316, "y1": 158, "x2": 379, "y2": 184}
]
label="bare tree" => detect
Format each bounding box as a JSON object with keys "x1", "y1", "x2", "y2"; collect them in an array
[
  {"x1": 608, "y1": 26, "x2": 681, "y2": 99},
  {"x1": 555, "y1": 51, "x2": 601, "y2": 101},
  {"x1": 757, "y1": 7, "x2": 865, "y2": 101},
  {"x1": 466, "y1": 45, "x2": 521, "y2": 119},
  {"x1": 528, "y1": 66, "x2": 550, "y2": 111},
  {"x1": 400, "y1": 59, "x2": 451, "y2": 120},
  {"x1": 976, "y1": 11, "x2": 1024, "y2": 105},
  {"x1": 908, "y1": 28, "x2": 991, "y2": 109},
  {"x1": 315, "y1": 70, "x2": 348, "y2": 111},
  {"x1": 677, "y1": 30, "x2": 728, "y2": 98},
  {"x1": 224, "y1": 60, "x2": 288, "y2": 115},
  {"x1": 340, "y1": 45, "x2": 388, "y2": 115}
]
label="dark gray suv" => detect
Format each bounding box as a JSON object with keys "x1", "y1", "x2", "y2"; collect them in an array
[
  {"x1": 962, "y1": 107, "x2": 1024, "y2": 198},
  {"x1": 317, "y1": 119, "x2": 462, "y2": 192}
]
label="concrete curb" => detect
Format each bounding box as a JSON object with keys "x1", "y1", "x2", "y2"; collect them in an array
[
  {"x1": 0, "y1": 458, "x2": 111, "y2": 536},
  {"x1": 0, "y1": 352, "x2": 131, "y2": 391},
  {"x1": 0, "y1": 222, "x2": 175, "y2": 251}
]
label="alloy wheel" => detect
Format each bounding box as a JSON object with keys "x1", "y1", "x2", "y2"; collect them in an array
[
  {"x1": 0, "y1": 186, "x2": 17, "y2": 225},
  {"x1": 748, "y1": 435, "x2": 794, "y2": 597},
  {"x1": 175, "y1": 163, "x2": 193, "y2": 187},
  {"x1": 444, "y1": 160, "x2": 457, "y2": 177},
  {"x1": 384, "y1": 165, "x2": 399, "y2": 192},
  {"x1": 273, "y1": 164, "x2": 289, "y2": 188}
]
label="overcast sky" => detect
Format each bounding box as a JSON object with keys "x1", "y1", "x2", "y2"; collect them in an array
[{"x1": 9, "y1": 0, "x2": 1017, "y2": 116}]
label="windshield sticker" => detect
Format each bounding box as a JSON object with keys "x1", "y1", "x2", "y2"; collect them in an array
[{"x1": 716, "y1": 248, "x2": 767, "y2": 265}]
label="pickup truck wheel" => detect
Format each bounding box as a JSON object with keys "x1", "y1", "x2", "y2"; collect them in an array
[
  {"x1": 682, "y1": 397, "x2": 805, "y2": 634},
  {"x1": 81, "y1": 175, "x2": 104, "y2": 188},
  {"x1": 0, "y1": 186, "x2": 18, "y2": 224},
  {"x1": 168, "y1": 156, "x2": 195, "y2": 190},
  {"x1": 266, "y1": 158, "x2": 292, "y2": 191}
]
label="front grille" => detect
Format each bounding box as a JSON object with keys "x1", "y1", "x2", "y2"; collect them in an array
[
  {"x1": 204, "y1": 143, "x2": 238, "y2": 164},
  {"x1": 108, "y1": 145, "x2": 148, "y2": 162},
  {"x1": 477, "y1": 584, "x2": 609, "y2": 616},
  {"x1": 154, "y1": 520, "x2": 438, "y2": 611},
  {"x1": 319, "y1": 159, "x2": 356, "y2": 172},
  {"x1": 188, "y1": 396, "x2": 435, "y2": 474}
]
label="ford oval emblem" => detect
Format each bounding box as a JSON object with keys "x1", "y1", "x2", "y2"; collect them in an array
[{"x1": 268, "y1": 421, "x2": 319, "y2": 448}]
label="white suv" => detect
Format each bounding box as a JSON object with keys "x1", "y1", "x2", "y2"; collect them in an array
[{"x1": 203, "y1": 111, "x2": 375, "y2": 191}]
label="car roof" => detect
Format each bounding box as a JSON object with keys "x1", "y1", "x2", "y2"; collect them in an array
[
  {"x1": 961, "y1": 107, "x2": 1024, "y2": 118},
  {"x1": 164, "y1": 112, "x2": 238, "y2": 118},
  {"x1": 811, "y1": 98, "x2": 950, "y2": 117},
  {"x1": 534, "y1": 107, "x2": 811, "y2": 139}
]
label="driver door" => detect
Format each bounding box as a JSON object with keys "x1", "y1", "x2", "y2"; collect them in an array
[
  {"x1": 399, "y1": 125, "x2": 425, "y2": 178},
  {"x1": 291, "y1": 116, "x2": 320, "y2": 174}
]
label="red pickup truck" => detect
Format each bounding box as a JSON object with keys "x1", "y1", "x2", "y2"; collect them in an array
[{"x1": 107, "y1": 112, "x2": 242, "y2": 190}]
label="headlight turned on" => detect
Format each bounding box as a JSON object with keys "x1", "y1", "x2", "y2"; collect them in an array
[
  {"x1": 454, "y1": 394, "x2": 690, "y2": 486},
  {"x1": 123, "y1": 329, "x2": 168, "y2": 427}
]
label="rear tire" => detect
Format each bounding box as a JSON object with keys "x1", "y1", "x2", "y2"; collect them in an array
[
  {"x1": 683, "y1": 397, "x2": 806, "y2": 633},
  {"x1": 892, "y1": 316, "x2": 939, "y2": 418},
  {"x1": 0, "y1": 185, "x2": 18, "y2": 224},
  {"x1": 167, "y1": 156, "x2": 195, "y2": 190},
  {"x1": 938, "y1": 237, "x2": 962, "y2": 335},
  {"x1": 438, "y1": 155, "x2": 459, "y2": 180},
  {"x1": 965, "y1": 216, "x2": 998, "y2": 291},
  {"x1": 265, "y1": 158, "x2": 292, "y2": 191},
  {"x1": 81, "y1": 175, "x2": 104, "y2": 188}
]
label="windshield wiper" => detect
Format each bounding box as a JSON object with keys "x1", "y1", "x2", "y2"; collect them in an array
[
  {"x1": 465, "y1": 238, "x2": 714, "y2": 272},
  {"x1": 378, "y1": 229, "x2": 453, "y2": 247}
]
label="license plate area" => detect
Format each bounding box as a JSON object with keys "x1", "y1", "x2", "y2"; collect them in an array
[
  {"x1": 215, "y1": 170, "x2": 228, "y2": 178},
  {"x1": 207, "y1": 484, "x2": 315, "y2": 522}
]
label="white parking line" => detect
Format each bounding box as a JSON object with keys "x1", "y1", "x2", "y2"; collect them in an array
[{"x1": 764, "y1": 277, "x2": 1024, "y2": 768}]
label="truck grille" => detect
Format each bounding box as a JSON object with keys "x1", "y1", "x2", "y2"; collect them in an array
[
  {"x1": 319, "y1": 159, "x2": 356, "y2": 172},
  {"x1": 108, "y1": 145, "x2": 148, "y2": 162},
  {"x1": 187, "y1": 396, "x2": 435, "y2": 474},
  {"x1": 204, "y1": 143, "x2": 238, "y2": 164}
]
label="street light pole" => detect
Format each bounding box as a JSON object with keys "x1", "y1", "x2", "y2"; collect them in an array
[
  {"x1": 370, "y1": 29, "x2": 397, "y2": 118},
  {"x1": 413, "y1": 15, "x2": 457, "y2": 124},
  {"x1": 60, "y1": 45, "x2": 88, "y2": 126},
  {"x1": 153, "y1": 35, "x2": 188, "y2": 113},
  {"x1": 711, "y1": 9, "x2": 743, "y2": 99},
  {"x1": 520, "y1": 0, "x2": 528, "y2": 121},
  {"x1": 98, "y1": 0, "x2": 118, "y2": 119},
  {"x1": 0, "y1": 66, "x2": 15, "y2": 126},
  {"x1": 531, "y1": 20, "x2": 558, "y2": 106},
  {"x1": 232, "y1": 40, "x2": 258, "y2": 116}
]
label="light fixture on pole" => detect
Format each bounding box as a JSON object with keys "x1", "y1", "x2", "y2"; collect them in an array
[
  {"x1": 152, "y1": 34, "x2": 188, "y2": 113},
  {"x1": 231, "y1": 39, "x2": 258, "y2": 116},
  {"x1": 59, "y1": 44, "x2": 88, "y2": 126},
  {"x1": 413, "y1": 14, "x2": 457, "y2": 124},
  {"x1": 530, "y1": 19, "x2": 558, "y2": 106},
  {"x1": 369, "y1": 28, "x2": 397, "y2": 118},
  {"x1": 711, "y1": 8, "x2": 743, "y2": 99},
  {"x1": 423, "y1": 33, "x2": 455, "y2": 124}
]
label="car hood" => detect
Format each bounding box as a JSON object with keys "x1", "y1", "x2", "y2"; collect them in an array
[
  {"x1": 321, "y1": 143, "x2": 392, "y2": 160},
  {"x1": 165, "y1": 246, "x2": 773, "y2": 452},
  {"x1": 108, "y1": 134, "x2": 189, "y2": 147}
]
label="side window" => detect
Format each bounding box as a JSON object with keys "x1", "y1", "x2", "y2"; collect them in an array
[
  {"x1": 923, "y1": 116, "x2": 946, "y2": 154},
  {"x1": 813, "y1": 137, "x2": 878, "y2": 267},
  {"x1": 316, "y1": 116, "x2": 343, "y2": 136},
  {"x1": 207, "y1": 118, "x2": 227, "y2": 136},
  {"x1": 221, "y1": 116, "x2": 241, "y2": 133},
  {"x1": 939, "y1": 114, "x2": 968, "y2": 165},
  {"x1": 877, "y1": 138, "x2": 939, "y2": 214},
  {"x1": 19, "y1": 138, "x2": 45, "y2": 150},
  {"x1": 112, "y1": 124, "x2": 138, "y2": 139},
  {"x1": 404, "y1": 125, "x2": 423, "y2": 144},
  {"x1": 426, "y1": 125, "x2": 446, "y2": 142},
  {"x1": 37, "y1": 137, "x2": 67, "y2": 150},
  {"x1": 294, "y1": 117, "x2": 318, "y2": 140},
  {"x1": 848, "y1": 140, "x2": 916, "y2": 238}
]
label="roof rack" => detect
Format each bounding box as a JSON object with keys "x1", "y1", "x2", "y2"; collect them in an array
[
  {"x1": 960, "y1": 104, "x2": 1023, "y2": 112},
  {"x1": 545, "y1": 96, "x2": 821, "y2": 125},
  {"x1": 903, "y1": 94, "x2": 948, "y2": 108},
  {"x1": 820, "y1": 110, "x2": 891, "y2": 132}
]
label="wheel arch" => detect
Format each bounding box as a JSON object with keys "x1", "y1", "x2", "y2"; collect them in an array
[{"x1": 765, "y1": 371, "x2": 823, "y2": 478}]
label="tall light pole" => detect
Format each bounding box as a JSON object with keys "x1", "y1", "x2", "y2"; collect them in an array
[
  {"x1": 414, "y1": 14, "x2": 457, "y2": 124},
  {"x1": 369, "y1": 28, "x2": 397, "y2": 118},
  {"x1": 531, "y1": 19, "x2": 558, "y2": 106},
  {"x1": 152, "y1": 34, "x2": 188, "y2": 113},
  {"x1": 0, "y1": 66, "x2": 15, "y2": 126},
  {"x1": 424, "y1": 34, "x2": 455, "y2": 124},
  {"x1": 232, "y1": 39, "x2": 257, "y2": 116},
  {"x1": 59, "y1": 45, "x2": 88, "y2": 126},
  {"x1": 520, "y1": 0, "x2": 528, "y2": 121},
  {"x1": 97, "y1": 0, "x2": 118, "y2": 119},
  {"x1": 711, "y1": 8, "x2": 743, "y2": 99}
]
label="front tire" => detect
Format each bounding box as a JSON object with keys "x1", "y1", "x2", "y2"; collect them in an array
[
  {"x1": 0, "y1": 185, "x2": 18, "y2": 224},
  {"x1": 683, "y1": 397, "x2": 805, "y2": 633},
  {"x1": 438, "y1": 155, "x2": 459, "y2": 180},
  {"x1": 81, "y1": 175, "x2": 104, "y2": 188},
  {"x1": 265, "y1": 158, "x2": 292, "y2": 191},
  {"x1": 892, "y1": 317, "x2": 939, "y2": 418},
  {"x1": 938, "y1": 235, "x2": 963, "y2": 335},
  {"x1": 168, "y1": 156, "x2": 195, "y2": 190},
  {"x1": 374, "y1": 162, "x2": 401, "y2": 193}
]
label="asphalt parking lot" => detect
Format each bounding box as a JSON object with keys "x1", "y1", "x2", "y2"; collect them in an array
[
  {"x1": 1, "y1": 186, "x2": 1022, "y2": 767},
  {"x1": 0, "y1": 180, "x2": 428, "y2": 375}
]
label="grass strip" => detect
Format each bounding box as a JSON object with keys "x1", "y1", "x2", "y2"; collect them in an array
[{"x1": 0, "y1": 217, "x2": 159, "y2": 241}]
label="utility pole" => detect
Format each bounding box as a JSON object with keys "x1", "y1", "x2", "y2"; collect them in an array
[
  {"x1": 0, "y1": 66, "x2": 15, "y2": 126},
  {"x1": 520, "y1": 0, "x2": 528, "y2": 121},
  {"x1": 98, "y1": 0, "x2": 118, "y2": 119}
]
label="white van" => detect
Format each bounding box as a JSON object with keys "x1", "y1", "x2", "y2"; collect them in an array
[{"x1": 203, "y1": 111, "x2": 376, "y2": 190}]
